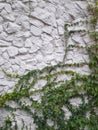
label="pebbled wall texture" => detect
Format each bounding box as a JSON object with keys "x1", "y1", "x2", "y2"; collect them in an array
[{"x1": 0, "y1": 0, "x2": 91, "y2": 129}]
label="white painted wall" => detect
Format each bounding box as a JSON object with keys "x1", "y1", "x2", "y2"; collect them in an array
[{"x1": 0, "y1": 0, "x2": 91, "y2": 129}]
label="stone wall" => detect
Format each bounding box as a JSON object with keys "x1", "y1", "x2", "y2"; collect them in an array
[{"x1": 0, "y1": 0, "x2": 91, "y2": 129}]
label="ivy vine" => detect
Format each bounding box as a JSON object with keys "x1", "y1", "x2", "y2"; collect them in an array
[{"x1": 0, "y1": 0, "x2": 98, "y2": 130}]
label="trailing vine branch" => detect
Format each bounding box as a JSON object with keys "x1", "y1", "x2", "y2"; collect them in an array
[{"x1": 0, "y1": 0, "x2": 98, "y2": 129}]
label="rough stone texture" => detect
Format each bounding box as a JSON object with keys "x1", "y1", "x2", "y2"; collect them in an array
[{"x1": 0, "y1": 0, "x2": 91, "y2": 129}]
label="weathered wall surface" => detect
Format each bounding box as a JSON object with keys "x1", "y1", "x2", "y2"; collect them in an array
[{"x1": 0, "y1": 0, "x2": 91, "y2": 129}]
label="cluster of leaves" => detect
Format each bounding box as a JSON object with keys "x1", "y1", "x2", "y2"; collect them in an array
[{"x1": 0, "y1": 0, "x2": 98, "y2": 130}]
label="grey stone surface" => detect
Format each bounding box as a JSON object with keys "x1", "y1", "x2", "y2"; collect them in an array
[
  {"x1": 25, "y1": 39, "x2": 32, "y2": 48},
  {"x1": 18, "y1": 48, "x2": 28, "y2": 54},
  {"x1": 0, "y1": 40, "x2": 11, "y2": 47},
  {"x1": 0, "y1": 0, "x2": 91, "y2": 129},
  {"x1": 7, "y1": 46, "x2": 18, "y2": 57},
  {"x1": 31, "y1": 25, "x2": 42, "y2": 36},
  {"x1": 3, "y1": 22, "x2": 21, "y2": 34}
]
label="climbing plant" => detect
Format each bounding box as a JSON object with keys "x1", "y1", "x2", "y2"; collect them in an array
[{"x1": 0, "y1": 0, "x2": 98, "y2": 129}]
